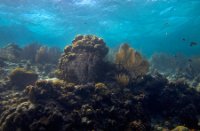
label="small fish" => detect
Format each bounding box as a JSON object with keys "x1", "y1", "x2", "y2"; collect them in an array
[
  {"x1": 164, "y1": 22, "x2": 169, "y2": 26},
  {"x1": 188, "y1": 59, "x2": 192, "y2": 62},
  {"x1": 182, "y1": 38, "x2": 186, "y2": 41},
  {"x1": 190, "y1": 42, "x2": 198, "y2": 47}
]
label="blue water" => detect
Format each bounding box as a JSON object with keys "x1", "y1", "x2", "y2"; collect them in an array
[{"x1": 0, "y1": 0, "x2": 200, "y2": 57}]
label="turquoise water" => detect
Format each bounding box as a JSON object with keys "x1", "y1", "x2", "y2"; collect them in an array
[{"x1": 0, "y1": 0, "x2": 200, "y2": 57}]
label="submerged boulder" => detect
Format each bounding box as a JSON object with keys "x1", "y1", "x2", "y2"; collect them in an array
[{"x1": 58, "y1": 35, "x2": 109, "y2": 84}]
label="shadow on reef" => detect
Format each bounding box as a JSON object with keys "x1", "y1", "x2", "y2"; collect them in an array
[{"x1": 0, "y1": 35, "x2": 200, "y2": 131}]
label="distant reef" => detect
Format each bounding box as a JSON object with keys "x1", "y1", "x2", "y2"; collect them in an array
[{"x1": 0, "y1": 35, "x2": 200, "y2": 131}]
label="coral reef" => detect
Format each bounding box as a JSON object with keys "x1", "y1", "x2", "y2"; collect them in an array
[
  {"x1": 0, "y1": 58, "x2": 6, "y2": 67},
  {"x1": 0, "y1": 43, "x2": 61, "y2": 81},
  {"x1": 1, "y1": 35, "x2": 200, "y2": 131},
  {"x1": 186, "y1": 57, "x2": 200, "y2": 77},
  {"x1": 1, "y1": 74, "x2": 200, "y2": 130},
  {"x1": 0, "y1": 58, "x2": 57, "y2": 82},
  {"x1": 35, "y1": 46, "x2": 61, "y2": 64},
  {"x1": 35, "y1": 46, "x2": 49, "y2": 64},
  {"x1": 48, "y1": 47, "x2": 62, "y2": 64},
  {"x1": 9, "y1": 68, "x2": 38, "y2": 90},
  {"x1": 22, "y1": 43, "x2": 61, "y2": 64},
  {"x1": 115, "y1": 43, "x2": 149, "y2": 79},
  {"x1": 135, "y1": 75, "x2": 200, "y2": 129},
  {"x1": 58, "y1": 35, "x2": 109, "y2": 84},
  {"x1": 150, "y1": 53, "x2": 200, "y2": 89},
  {"x1": 1, "y1": 79, "x2": 150, "y2": 131},
  {"x1": 0, "y1": 89, "x2": 27, "y2": 114},
  {"x1": 150, "y1": 53, "x2": 188, "y2": 75},
  {"x1": 0, "y1": 43, "x2": 22, "y2": 62},
  {"x1": 21, "y1": 43, "x2": 41, "y2": 62}
]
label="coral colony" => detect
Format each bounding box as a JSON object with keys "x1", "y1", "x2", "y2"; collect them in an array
[{"x1": 0, "y1": 35, "x2": 200, "y2": 131}]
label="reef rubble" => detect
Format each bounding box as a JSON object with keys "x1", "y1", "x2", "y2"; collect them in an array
[{"x1": 0, "y1": 35, "x2": 200, "y2": 131}]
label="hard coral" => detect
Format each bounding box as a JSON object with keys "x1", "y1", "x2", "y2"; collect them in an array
[
  {"x1": 59, "y1": 34, "x2": 109, "y2": 84},
  {"x1": 115, "y1": 43, "x2": 149, "y2": 79},
  {"x1": 9, "y1": 68, "x2": 38, "y2": 90}
]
